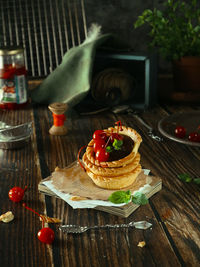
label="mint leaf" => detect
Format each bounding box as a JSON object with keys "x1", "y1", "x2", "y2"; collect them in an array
[
  {"x1": 132, "y1": 192, "x2": 149, "y2": 205},
  {"x1": 108, "y1": 190, "x2": 131, "y2": 204},
  {"x1": 113, "y1": 139, "x2": 123, "y2": 150},
  {"x1": 177, "y1": 173, "x2": 192, "y2": 183},
  {"x1": 106, "y1": 146, "x2": 113, "y2": 153},
  {"x1": 108, "y1": 190, "x2": 149, "y2": 206},
  {"x1": 178, "y1": 173, "x2": 200, "y2": 186},
  {"x1": 194, "y1": 178, "x2": 200, "y2": 185}
]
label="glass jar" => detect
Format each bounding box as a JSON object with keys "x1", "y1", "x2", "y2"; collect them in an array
[{"x1": 0, "y1": 48, "x2": 28, "y2": 109}]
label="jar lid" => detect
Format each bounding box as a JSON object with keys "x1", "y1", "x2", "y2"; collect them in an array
[{"x1": 0, "y1": 48, "x2": 24, "y2": 56}]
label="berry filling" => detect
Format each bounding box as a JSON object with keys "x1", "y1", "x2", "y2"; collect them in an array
[
  {"x1": 77, "y1": 121, "x2": 135, "y2": 165},
  {"x1": 92, "y1": 121, "x2": 134, "y2": 162},
  {"x1": 106, "y1": 134, "x2": 134, "y2": 161}
]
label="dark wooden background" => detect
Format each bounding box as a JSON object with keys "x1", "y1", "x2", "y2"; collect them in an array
[{"x1": 0, "y1": 102, "x2": 200, "y2": 266}]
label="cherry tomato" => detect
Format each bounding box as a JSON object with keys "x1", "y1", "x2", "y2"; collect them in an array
[
  {"x1": 95, "y1": 148, "x2": 109, "y2": 162},
  {"x1": 93, "y1": 139, "x2": 106, "y2": 153},
  {"x1": 175, "y1": 126, "x2": 186, "y2": 138},
  {"x1": 93, "y1": 130, "x2": 107, "y2": 141},
  {"x1": 37, "y1": 227, "x2": 55, "y2": 244},
  {"x1": 8, "y1": 186, "x2": 26, "y2": 202},
  {"x1": 188, "y1": 132, "x2": 200, "y2": 142},
  {"x1": 110, "y1": 133, "x2": 123, "y2": 143}
]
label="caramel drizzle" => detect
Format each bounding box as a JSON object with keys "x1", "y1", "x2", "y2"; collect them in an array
[{"x1": 39, "y1": 215, "x2": 62, "y2": 223}]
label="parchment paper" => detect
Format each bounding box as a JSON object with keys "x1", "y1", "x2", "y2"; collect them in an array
[{"x1": 40, "y1": 162, "x2": 156, "y2": 209}]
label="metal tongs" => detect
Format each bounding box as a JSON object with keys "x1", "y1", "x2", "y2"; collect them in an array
[
  {"x1": 112, "y1": 105, "x2": 163, "y2": 142},
  {"x1": 133, "y1": 114, "x2": 163, "y2": 142}
]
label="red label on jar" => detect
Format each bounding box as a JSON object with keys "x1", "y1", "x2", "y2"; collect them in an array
[{"x1": 0, "y1": 67, "x2": 27, "y2": 104}]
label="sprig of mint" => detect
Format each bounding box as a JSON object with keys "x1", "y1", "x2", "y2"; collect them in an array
[
  {"x1": 113, "y1": 139, "x2": 123, "y2": 150},
  {"x1": 194, "y1": 178, "x2": 200, "y2": 185},
  {"x1": 178, "y1": 173, "x2": 200, "y2": 185},
  {"x1": 105, "y1": 139, "x2": 123, "y2": 153},
  {"x1": 108, "y1": 190, "x2": 149, "y2": 205},
  {"x1": 132, "y1": 192, "x2": 149, "y2": 205},
  {"x1": 106, "y1": 146, "x2": 113, "y2": 153},
  {"x1": 177, "y1": 173, "x2": 192, "y2": 183},
  {"x1": 108, "y1": 190, "x2": 131, "y2": 204}
]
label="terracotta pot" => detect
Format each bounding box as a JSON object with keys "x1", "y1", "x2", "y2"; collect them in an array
[{"x1": 173, "y1": 56, "x2": 200, "y2": 92}]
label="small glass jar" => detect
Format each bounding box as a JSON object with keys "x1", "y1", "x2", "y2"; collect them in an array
[{"x1": 0, "y1": 48, "x2": 28, "y2": 109}]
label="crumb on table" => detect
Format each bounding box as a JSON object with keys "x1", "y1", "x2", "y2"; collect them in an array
[{"x1": 137, "y1": 241, "x2": 146, "y2": 247}]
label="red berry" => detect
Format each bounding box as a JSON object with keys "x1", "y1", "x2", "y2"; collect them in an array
[
  {"x1": 188, "y1": 132, "x2": 199, "y2": 142},
  {"x1": 110, "y1": 133, "x2": 123, "y2": 143},
  {"x1": 8, "y1": 186, "x2": 27, "y2": 202},
  {"x1": 93, "y1": 130, "x2": 107, "y2": 141},
  {"x1": 37, "y1": 227, "x2": 55, "y2": 244},
  {"x1": 95, "y1": 148, "x2": 109, "y2": 162},
  {"x1": 175, "y1": 126, "x2": 186, "y2": 138},
  {"x1": 93, "y1": 139, "x2": 106, "y2": 153}
]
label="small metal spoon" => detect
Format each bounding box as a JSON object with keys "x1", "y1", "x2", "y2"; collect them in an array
[{"x1": 59, "y1": 221, "x2": 152, "y2": 234}]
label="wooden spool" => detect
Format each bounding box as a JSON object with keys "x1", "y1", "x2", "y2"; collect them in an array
[{"x1": 48, "y1": 103, "x2": 68, "y2": 135}]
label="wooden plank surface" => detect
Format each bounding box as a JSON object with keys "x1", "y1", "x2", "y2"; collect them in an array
[
  {"x1": 0, "y1": 104, "x2": 53, "y2": 267},
  {"x1": 0, "y1": 103, "x2": 200, "y2": 266}
]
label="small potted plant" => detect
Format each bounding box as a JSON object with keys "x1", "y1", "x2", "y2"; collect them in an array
[{"x1": 134, "y1": 0, "x2": 200, "y2": 94}]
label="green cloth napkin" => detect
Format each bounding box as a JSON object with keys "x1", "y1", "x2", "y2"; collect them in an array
[{"x1": 30, "y1": 32, "x2": 111, "y2": 107}]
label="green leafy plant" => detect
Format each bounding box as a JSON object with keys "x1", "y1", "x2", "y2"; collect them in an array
[
  {"x1": 108, "y1": 190, "x2": 149, "y2": 205},
  {"x1": 134, "y1": 0, "x2": 200, "y2": 61}
]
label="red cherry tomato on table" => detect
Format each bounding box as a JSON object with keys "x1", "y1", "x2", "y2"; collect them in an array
[
  {"x1": 8, "y1": 186, "x2": 27, "y2": 202},
  {"x1": 93, "y1": 130, "x2": 107, "y2": 141},
  {"x1": 95, "y1": 148, "x2": 109, "y2": 162},
  {"x1": 22, "y1": 202, "x2": 55, "y2": 245},
  {"x1": 37, "y1": 227, "x2": 55, "y2": 244},
  {"x1": 93, "y1": 139, "x2": 106, "y2": 153},
  {"x1": 188, "y1": 132, "x2": 200, "y2": 142},
  {"x1": 175, "y1": 126, "x2": 186, "y2": 138}
]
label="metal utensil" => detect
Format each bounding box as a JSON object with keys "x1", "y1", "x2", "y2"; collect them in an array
[
  {"x1": 133, "y1": 114, "x2": 163, "y2": 142},
  {"x1": 112, "y1": 105, "x2": 163, "y2": 142},
  {"x1": 59, "y1": 221, "x2": 152, "y2": 234}
]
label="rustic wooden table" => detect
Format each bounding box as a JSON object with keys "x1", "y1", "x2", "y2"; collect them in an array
[{"x1": 0, "y1": 102, "x2": 200, "y2": 267}]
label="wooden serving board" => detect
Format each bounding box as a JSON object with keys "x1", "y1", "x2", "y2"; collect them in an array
[
  {"x1": 38, "y1": 174, "x2": 162, "y2": 218},
  {"x1": 96, "y1": 178, "x2": 162, "y2": 217}
]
